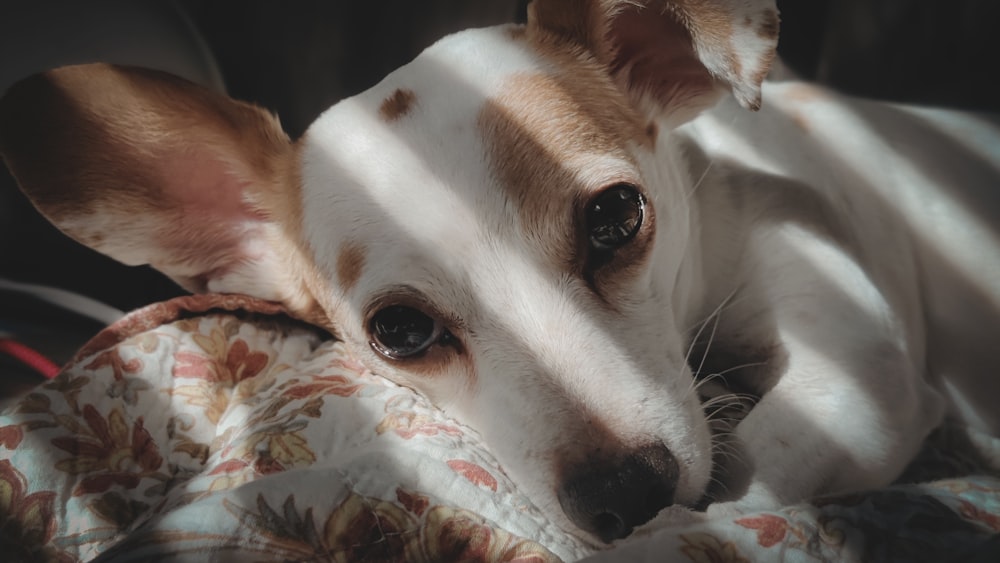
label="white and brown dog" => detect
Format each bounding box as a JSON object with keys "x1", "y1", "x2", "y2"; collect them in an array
[{"x1": 2, "y1": 0, "x2": 998, "y2": 549}]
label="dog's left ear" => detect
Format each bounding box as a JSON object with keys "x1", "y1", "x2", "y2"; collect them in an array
[
  {"x1": 0, "y1": 64, "x2": 322, "y2": 321},
  {"x1": 528, "y1": 0, "x2": 779, "y2": 117}
]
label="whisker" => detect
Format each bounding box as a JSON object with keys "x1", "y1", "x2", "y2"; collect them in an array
[
  {"x1": 702, "y1": 396, "x2": 748, "y2": 412},
  {"x1": 681, "y1": 286, "x2": 741, "y2": 402},
  {"x1": 685, "y1": 295, "x2": 752, "y2": 338},
  {"x1": 685, "y1": 159, "x2": 715, "y2": 200},
  {"x1": 701, "y1": 394, "x2": 758, "y2": 412},
  {"x1": 693, "y1": 361, "x2": 767, "y2": 395},
  {"x1": 692, "y1": 309, "x2": 723, "y2": 380},
  {"x1": 685, "y1": 297, "x2": 746, "y2": 401},
  {"x1": 684, "y1": 113, "x2": 744, "y2": 203},
  {"x1": 710, "y1": 442, "x2": 741, "y2": 458},
  {"x1": 711, "y1": 360, "x2": 768, "y2": 379},
  {"x1": 705, "y1": 475, "x2": 730, "y2": 496},
  {"x1": 684, "y1": 287, "x2": 739, "y2": 360}
]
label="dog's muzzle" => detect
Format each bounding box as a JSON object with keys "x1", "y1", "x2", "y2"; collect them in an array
[{"x1": 557, "y1": 443, "x2": 679, "y2": 543}]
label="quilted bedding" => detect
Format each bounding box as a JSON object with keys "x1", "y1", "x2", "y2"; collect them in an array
[{"x1": 1, "y1": 295, "x2": 998, "y2": 562}]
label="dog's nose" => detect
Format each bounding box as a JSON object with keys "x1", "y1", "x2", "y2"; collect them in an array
[{"x1": 557, "y1": 443, "x2": 679, "y2": 543}]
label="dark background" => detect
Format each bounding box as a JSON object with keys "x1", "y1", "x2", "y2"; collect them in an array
[
  {"x1": 1, "y1": 0, "x2": 997, "y2": 387},
  {"x1": 3, "y1": 0, "x2": 998, "y2": 311},
  {"x1": 184, "y1": 0, "x2": 1000, "y2": 140}
]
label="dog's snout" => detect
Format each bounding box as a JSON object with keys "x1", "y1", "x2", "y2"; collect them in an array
[{"x1": 557, "y1": 443, "x2": 679, "y2": 543}]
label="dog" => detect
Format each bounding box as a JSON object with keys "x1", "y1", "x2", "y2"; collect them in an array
[{"x1": 2, "y1": 0, "x2": 998, "y2": 550}]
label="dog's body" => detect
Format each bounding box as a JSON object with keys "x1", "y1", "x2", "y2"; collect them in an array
[{"x1": 2, "y1": 0, "x2": 998, "y2": 551}]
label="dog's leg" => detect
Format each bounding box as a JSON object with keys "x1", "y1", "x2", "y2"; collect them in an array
[
  {"x1": 705, "y1": 230, "x2": 947, "y2": 514},
  {"x1": 709, "y1": 336, "x2": 942, "y2": 514}
]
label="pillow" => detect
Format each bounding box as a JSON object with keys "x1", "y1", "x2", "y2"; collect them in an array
[{"x1": 2, "y1": 294, "x2": 998, "y2": 562}]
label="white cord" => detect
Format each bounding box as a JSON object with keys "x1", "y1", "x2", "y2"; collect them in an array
[{"x1": 0, "y1": 277, "x2": 125, "y2": 325}]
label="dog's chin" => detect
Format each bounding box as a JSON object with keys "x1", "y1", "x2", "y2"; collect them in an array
[
  {"x1": 560, "y1": 495, "x2": 709, "y2": 548},
  {"x1": 530, "y1": 492, "x2": 611, "y2": 549},
  {"x1": 549, "y1": 456, "x2": 717, "y2": 547},
  {"x1": 568, "y1": 464, "x2": 717, "y2": 546},
  {"x1": 628, "y1": 504, "x2": 707, "y2": 539}
]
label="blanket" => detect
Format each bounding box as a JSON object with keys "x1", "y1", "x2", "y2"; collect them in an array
[{"x1": 1, "y1": 295, "x2": 998, "y2": 562}]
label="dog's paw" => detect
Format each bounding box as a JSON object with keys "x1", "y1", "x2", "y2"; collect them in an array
[
  {"x1": 703, "y1": 487, "x2": 785, "y2": 521},
  {"x1": 703, "y1": 501, "x2": 750, "y2": 521},
  {"x1": 630, "y1": 505, "x2": 706, "y2": 537}
]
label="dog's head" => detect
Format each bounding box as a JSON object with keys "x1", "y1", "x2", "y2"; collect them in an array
[{"x1": 0, "y1": 0, "x2": 777, "y2": 545}]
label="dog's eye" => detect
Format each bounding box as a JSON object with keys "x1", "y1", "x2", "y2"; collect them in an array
[
  {"x1": 586, "y1": 184, "x2": 645, "y2": 251},
  {"x1": 369, "y1": 305, "x2": 446, "y2": 359}
]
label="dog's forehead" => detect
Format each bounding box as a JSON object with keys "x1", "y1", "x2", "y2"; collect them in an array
[{"x1": 298, "y1": 25, "x2": 644, "y2": 300}]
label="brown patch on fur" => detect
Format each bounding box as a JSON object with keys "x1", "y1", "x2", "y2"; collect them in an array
[
  {"x1": 77, "y1": 231, "x2": 106, "y2": 247},
  {"x1": 335, "y1": 241, "x2": 367, "y2": 293},
  {"x1": 528, "y1": 1, "x2": 723, "y2": 116},
  {"x1": 478, "y1": 70, "x2": 648, "y2": 269},
  {"x1": 662, "y1": 1, "x2": 744, "y2": 92},
  {"x1": 645, "y1": 121, "x2": 659, "y2": 146},
  {"x1": 477, "y1": 70, "x2": 646, "y2": 207},
  {"x1": 668, "y1": 2, "x2": 737, "y2": 59},
  {"x1": 379, "y1": 88, "x2": 417, "y2": 122},
  {"x1": 749, "y1": 61, "x2": 772, "y2": 105},
  {"x1": 478, "y1": 70, "x2": 657, "y2": 296},
  {"x1": 616, "y1": 4, "x2": 723, "y2": 113},
  {"x1": 526, "y1": 0, "x2": 600, "y2": 48},
  {"x1": 528, "y1": 0, "x2": 778, "y2": 113},
  {"x1": 667, "y1": 2, "x2": 778, "y2": 110},
  {"x1": 264, "y1": 140, "x2": 335, "y2": 329},
  {"x1": 505, "y1": 25, "x2": 527, "y2": 40},
  {"x1": 0, "y1": 64, "x2": 291, "y2": 226},
  {"x1": 756, "y1": 9, "x2": 780, "y2": 40},
  {"x1": 0, "y1": 63, "x2": 327, "y2": 325}
]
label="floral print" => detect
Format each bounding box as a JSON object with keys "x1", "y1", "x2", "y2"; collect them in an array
[
  {"x1": 679, "y1": 532, "x2": 749, "y2": 563},
  {"x1": 0, "y1": 294, "x2": 998, "y2": 562},
  {"x1": 0, "y1": 295, "x2": 578, "y2": 562},
  {"x1": 52, "y1": 405, "x2": 165, "y2": 496},
  {"x1": 0, "y1": 460, "x2": 73, "y2": 563}
]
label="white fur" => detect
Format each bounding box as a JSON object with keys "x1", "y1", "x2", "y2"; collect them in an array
[
  {"x1": 297, "y1": 26, "x2": 998, "y2": 547},
  {"x1": 4, "y1": 3, "x2": 998, "y2": 555},
  {"x1": 301, "y1": 28, "x2": 717, "y2": 532}
]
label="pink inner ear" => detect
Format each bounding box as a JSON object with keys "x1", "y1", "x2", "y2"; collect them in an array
[
  {"x1": 165, "y1": 151, "x2": 270, "y2": 222},
  {"x1": 607, "y1": 6, "x2": 717, "y2": 113},
  {"x1": 142, "y1": 150, "x2": 276, "y2": 286}
]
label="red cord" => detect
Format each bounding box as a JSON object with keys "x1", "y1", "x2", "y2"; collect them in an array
[{"x1": 0, "y1": 338, "x2": 61, "y2": 379}]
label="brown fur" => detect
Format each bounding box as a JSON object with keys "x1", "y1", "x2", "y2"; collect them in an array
[
  {"x1": 756, "y1": 9, "x2": 780, "y2": 40},
  {"x1": 335, "y1": 241, "x2": 367, "y2": 293},
  {"x1": 478, "y1": 65, "x2": 661, "y2": 299},
  {"x1": 0, "y1": 65, "x2": 290, "y2": 223},
  {"x1": 0, "y1": 64, "x2": 324, "y2": 324},
  {"x1": 668, "y1": 1, "x2": 740, "y2": 74},
  {"x1": 379, "y1": 88, "x2": 418, "y2": 122},
  {"x1": 478, "y1": 70, "x2": 649, "y2": 274},
  {"x1": 527, "y1": 0, "x2": 778, "y2": 114}
]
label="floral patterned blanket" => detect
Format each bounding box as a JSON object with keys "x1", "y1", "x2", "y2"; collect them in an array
[{"x1": 1, "y1": 295, "x2": 998, "y2": 562}]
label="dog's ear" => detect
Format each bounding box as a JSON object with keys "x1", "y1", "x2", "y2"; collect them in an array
[
  {"x1": 528, "y1": 0, "x2": 779, "y2": 118},
  {"x1": 0, "y1": 63, "x2": 319, "y2": 317}
]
